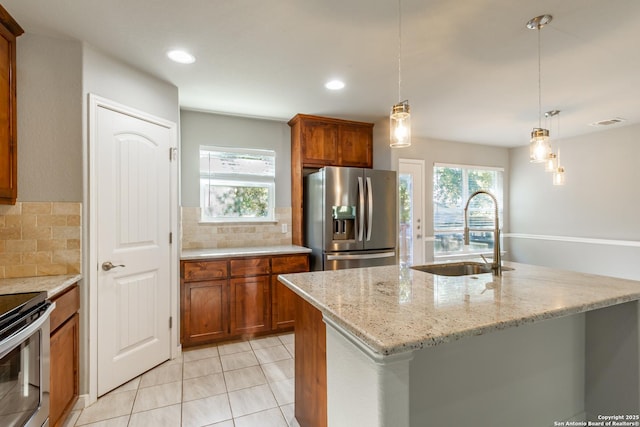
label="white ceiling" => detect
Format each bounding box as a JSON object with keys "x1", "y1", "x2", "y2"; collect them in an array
[{"x1": 4, "y1": 0, "x2": 640, "y2": 147}]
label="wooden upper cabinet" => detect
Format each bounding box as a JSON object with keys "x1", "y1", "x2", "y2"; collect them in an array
[
  {"x1": 289, "y1": 114, "x2": 373, "y2": 169},
  {"x1": 0, "y1": 6, "x2": 22, "y2": 205}
]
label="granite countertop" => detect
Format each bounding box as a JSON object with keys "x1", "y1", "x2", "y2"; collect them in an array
[
  {"x1": 0, "y1": 274, "x2": 82, "y2": 299},
  {"x1": 278, "y1": 261, "x2": 640, "y2": 356},
  {"x1": 181, "y1": 245, "x2": 311, "y2": 260}
]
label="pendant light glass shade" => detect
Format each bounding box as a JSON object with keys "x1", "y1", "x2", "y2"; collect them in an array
[
  {"x1": 553, "y1": 166, "x2": 566, "y2": 185},
  {"x1": 390, "y1": 101, "x2": 411, "y2": 148},
  {"x1": 544, "y1": 152, "x2": 557, "y2": 172},
  {"x1": 529, "y1": 128, "x2": 551, "y2": 162}
]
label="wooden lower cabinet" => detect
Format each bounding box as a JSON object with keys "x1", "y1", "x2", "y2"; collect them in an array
[
  {"x1": 49, "y1": 284, "x2": 80, "y2": 427},
  {"x1": 180, "y1": 252, "x2": 309, "y2": 347},
  {"x1": 182, "y1": 280, "x2": 229, "y2": 344},
  {"x1": 230, "y1": 276, "x2": 270, "y2": 335}
]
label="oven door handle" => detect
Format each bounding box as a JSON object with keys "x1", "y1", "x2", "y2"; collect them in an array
[{"x1": 0, "y1": 302, "x2": 55, "y2": 359}]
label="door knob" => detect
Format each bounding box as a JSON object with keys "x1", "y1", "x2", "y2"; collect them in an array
[{"x1": 102, "y1": 261, "x2": 125, "y2": 271}]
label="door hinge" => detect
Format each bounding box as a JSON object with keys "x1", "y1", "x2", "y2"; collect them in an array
[
  {"x1": 169, "y1": 232, "x2": 173, "y2": 244},
  {"x1": 169, "y1": 316, "x2": 173, "y2": 329},
  {"x1": 169, "y1": 147, "x2": 177, "y2": 161}
]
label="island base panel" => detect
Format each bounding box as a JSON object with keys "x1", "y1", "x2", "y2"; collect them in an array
[{"x1": 294, "y1": 296, "x2": 326, "y2": 427}]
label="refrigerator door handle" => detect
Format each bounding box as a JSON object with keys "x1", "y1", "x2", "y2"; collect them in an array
[
  {"x1": 326, "y1": 251, "x2": 396, "y2": 261},
  {"x1": 357, "y1": 176, "x2": 365, "y2": 242},
  {"x1": 366, "y1": 176, "x2": 373, "y2": 241}
]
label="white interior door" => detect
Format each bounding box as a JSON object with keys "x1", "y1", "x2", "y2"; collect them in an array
[
  {"x1": 399, "y1": 159, "x2": 425, "y2": 265},
  {"x1": 95, "y1": 102, "x2": 173, "y2": 396}
]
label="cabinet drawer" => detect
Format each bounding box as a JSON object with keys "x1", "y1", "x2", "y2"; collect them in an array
[
  {"x1": 272, "y1": 254, "x2": 309, "y2": 274},
  {"x1": 230, "y1": 257, "x2": 270, "y2": 277},
  {"x1": 183, "y1": 260, "x2": 228, "y2": 281},
  {"x1": 50, "y1": 284, "x2": 80, "y2": 333}
]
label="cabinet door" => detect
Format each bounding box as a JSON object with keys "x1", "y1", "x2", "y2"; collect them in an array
[
  {"x1": 338, "y1": 124, "x2": 373, "y2": 168},
  {"x1": 181, "y1": 280, "x2": 229, "y2": 345},
  {"x1": 50, "y1": 313, "x2": 79, "y2": 427},
  {"x1": 0, "y1": 20, "x2": 20, "y2": 205},
  {"x1": 301, "y1": 120, "x2": 338, "y2": 167},
  {"x1": 272, "y1": 254, "x2": 309, "y2": 330},
  {"x1": 230, "y1": 276, "x2": 270, "y2": 335}
]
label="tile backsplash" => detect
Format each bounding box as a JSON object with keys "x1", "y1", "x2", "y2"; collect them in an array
[
  {"x1": 0, "y1": 202, "x2": 81, "y2": 278},
  {"x1": 181, "y1": 207, "x2": 293, "y2": 249}
]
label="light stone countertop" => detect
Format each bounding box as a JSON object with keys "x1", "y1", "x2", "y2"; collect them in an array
[
  {"x1": 0, "y1": 274, "x2": 82, "y2": 299},
  {"x1": 181, "y1": 245, "x2": 311, "y2": 260},
  {"x1": 278, "y1": 261, "x2": 640, "y2": 356}
]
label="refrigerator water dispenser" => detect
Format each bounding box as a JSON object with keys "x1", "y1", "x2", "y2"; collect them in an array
[{"x1": 332, "y1": 206, "x2": 356, "y2": 241}]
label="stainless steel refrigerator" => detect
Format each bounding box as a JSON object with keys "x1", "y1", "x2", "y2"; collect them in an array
[{"x1": 305, "y1": 166, "x2": 397, "y2": 271}]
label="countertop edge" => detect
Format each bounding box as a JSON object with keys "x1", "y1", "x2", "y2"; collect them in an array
[{"x1": 181, "y1": 245, "x2": 311, "y2": 260}]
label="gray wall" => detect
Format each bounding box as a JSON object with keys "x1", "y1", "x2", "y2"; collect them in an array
[
  {"x1": 508, "y1": 123, "x2": 640, "y2": 280},
  {"x1": 180, "y1": 110, "x2": 291, "y2": 207},
  {"x1": 374, "y1": 117, "x2": 511, "y2": 262},
  {"x1": 16, "y1": 34, "x2": 83, "y2": 201}
]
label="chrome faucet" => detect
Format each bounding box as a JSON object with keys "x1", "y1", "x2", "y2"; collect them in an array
[{"x1": 463, "y1": 190, "x2": 501, "y2": 276}]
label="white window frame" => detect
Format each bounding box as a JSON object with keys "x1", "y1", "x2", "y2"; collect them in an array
[
  {"x1": 433, "y1": 163, "x2": 504, "y2": 259},
  {"x1": 200, "y1": 145, "x2": 276, "y2": 223}
]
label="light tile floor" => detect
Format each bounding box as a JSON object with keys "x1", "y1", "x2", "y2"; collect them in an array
[{"x1": 64, "y1": 333, "x2": 298, "y2": 427}]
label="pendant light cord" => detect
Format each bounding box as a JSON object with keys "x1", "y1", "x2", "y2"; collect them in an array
[
  {"x1": 397, "y1": 0, "x2": 402, "y2": 103},
  {"x1": 537, "y1": 26, "x2": 542, "y2": 128}
]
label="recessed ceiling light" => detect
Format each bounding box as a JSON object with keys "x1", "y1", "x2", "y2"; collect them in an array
[
  {"x1": 167, "y1": 50, "x2": 196, "y2": 64},
  {"x1": 325, "y1": 80, "x2": 345, "y2": 90}
]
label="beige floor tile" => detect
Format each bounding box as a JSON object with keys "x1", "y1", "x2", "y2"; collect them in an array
[
  {"x1": 261, "y1": 358, "x2": 294, "y2": 383},
  {"x1": 280, "y1": 403, "x2": 296, "y2": 427},
  {"x1": 284, "y1": 343, "x2": 295, "y2": 358},
  {"x1": 183, "y1": 356, "x2": 223, "y2": 379},
  {"x1": 234, "y1": 407, "x2": 287, "y2": 427},
  {"x1": 139, "y1": 363, "x2": 182, "y2": 388},
  {"x1": 269, "y1": 378, "x2": 294, "y2": 406},
  {"x1": 224, "y1": 365, "x2": 267, "y2": 392},
  {"x1": 277, "y1": 333, "x2": 294, "y2": 345},
  {"x1": 183, "y1": 372, "x2": 227, "y2": 402},
  {"x1": 220, "y1": 350, "x2": 259, "y2": 371},
  {"x1": 254, "y1": 345, "x2": 291, "y2": 364},
  {"x1": 228, "y1": 383, "x2": 278, "y2": 418},
  {"x1": 181, "y1": 394, "x2": 232, "y2": 427},
  {"x1": 108, "y1": 377, "x2": 140, "y2": 394},
  {"x1": 132, "y1": 380, "x2": 182, "y2": 413},
  {"x1": 217, "y1": 340, "x2": 252, "y2": 356},
  {"x1": 129, "y1": 403, "x2": 181, "y2": 427},
  {"x1": 207, "y1": 421, "x2": 235, "y2": 427},
  {"x1": 183, "y1": 344, "x2": 219, "y2": 362},
  {"x1": 78, "y1": 416, "x2": 130, "y2": 427},
  {"x1": 249, "y1": 336, "x2": 282, "y2": 350},
  {"x1": 75, "y1": 390, "x2": 136, "y2": 425}
]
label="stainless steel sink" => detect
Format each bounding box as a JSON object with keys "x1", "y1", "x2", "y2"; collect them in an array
[{"x1": 411, "y1": 261, "x2": 513, "y2": 277}]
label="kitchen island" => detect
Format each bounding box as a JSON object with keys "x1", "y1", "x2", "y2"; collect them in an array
[{"x1": 278, "y1": 261, "x2": 640, "y2": 427}]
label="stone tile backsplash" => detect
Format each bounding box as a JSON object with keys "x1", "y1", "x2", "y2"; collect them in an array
[
  {"x1": 0, "y1": 202, "x2": 81, "y2": 278},
  {"x1": 181, "y1": 206, "x2": 293, "y2": 249}
]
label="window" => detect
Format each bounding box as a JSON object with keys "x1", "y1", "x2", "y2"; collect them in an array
[
  {"x1": 200, "y1": 146, "x2": 276, "y2": 222},
  {"x1": 433, "y1": 163, "x2": 503, "y2": 257}
]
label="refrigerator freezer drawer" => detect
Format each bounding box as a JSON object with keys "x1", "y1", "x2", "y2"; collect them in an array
[{"x1": 323, "y1": 251, "x2": 397, "y2": 270}]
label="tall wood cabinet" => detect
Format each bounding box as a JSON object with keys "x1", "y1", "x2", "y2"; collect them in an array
[
  {"x1": 0, "y1": 6, "x2": 22, "y2": 205},
  {"x1": 49, "y1": 284, "x2": 80, "y2": 427},
  {"x1": 180, "y1": 252, "x2": 309, "y2": 347},
  {"x1": 288, "y1": 114, "x2": 373, "y2": 245}
]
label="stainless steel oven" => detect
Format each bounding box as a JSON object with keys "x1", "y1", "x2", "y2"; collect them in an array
[{"x1": 0, "y1": 292, "x2": 54, "y2": 427}]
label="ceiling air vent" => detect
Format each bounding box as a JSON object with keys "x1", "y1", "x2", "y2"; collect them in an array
[{"x1": 589, "y1": 117, "x2": 626, "y2": 127}]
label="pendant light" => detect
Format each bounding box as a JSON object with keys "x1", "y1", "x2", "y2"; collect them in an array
[
  {"x1": 553, "y1": 148, "x2": 566, "y2": 186},
  {"x1": 527, "y1": 14, "x2": 553, "y2": 163},
  {"x1": 544, "y1": 109, "x2": 560, "y2": 172},
  {"x1": 390, "y1": 0, "x2": 411, "y2": 148}
]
